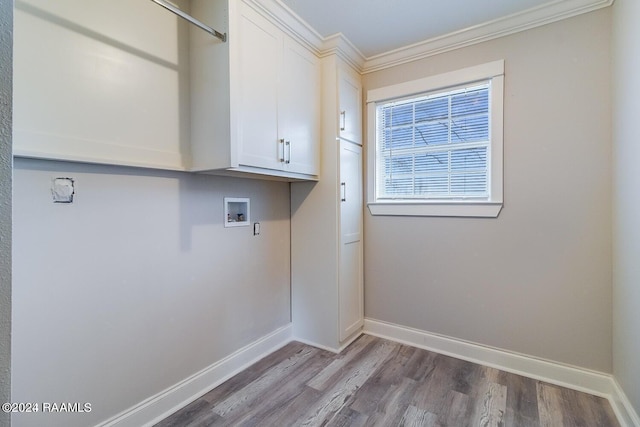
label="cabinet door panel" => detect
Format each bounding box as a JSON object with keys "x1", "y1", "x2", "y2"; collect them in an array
[
  {"x1": 339, "y1": 241, "x2": 363, "y2": 340},
  {"x1": 340, "y1": 141, "x2": 362, "y2": 244},
  {"x1": 339, "y1": 140, "x2": 363, "y2": 341},
  {"x1": 280, "y1": 36, "x2": 320, "y2": 176},
  {"x1": 338, "y1": 67, "x2": 362, "y2": 145},
  {"x1": 237, "y1": 7, "x2": 282, "y2": 171}
]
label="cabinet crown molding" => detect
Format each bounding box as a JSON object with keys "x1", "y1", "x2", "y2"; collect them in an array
[
  {"x1": 244, "y1": 0, "x2": 324, "y2": 55},
  {"x1": 319, "y1": 34, "x2": 366, "y2": 72}
]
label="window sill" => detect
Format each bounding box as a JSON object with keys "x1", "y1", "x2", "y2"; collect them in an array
[{"x1": 367, "y1": 201, "x2": 503, "y2": 218}]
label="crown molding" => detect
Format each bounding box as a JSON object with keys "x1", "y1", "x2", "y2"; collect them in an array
[
  {"x1": 319, "y1": 33, "x2": 366, "y2": 72},
  {"x1": 249, "y1": 0, "x2": 613, "y2": 75},
  {"x1": 246, "y1": 0, "x2": 365, "y2": 70},
  {"x1": 362, "y1": 0, "x2": 614, "y2": 74},
  {"x1": 245, "y1": 0, "x2": 324, "y2": 55}
]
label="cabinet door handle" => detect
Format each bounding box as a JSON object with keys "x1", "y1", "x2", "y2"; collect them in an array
[
  {"x1": 285, "y1": 140, "x2": 291, "y2": 164},
  {"x1": 340, "y1": 111, "x2": 346, "y2": 131},
  {"x1": 279, "y1": 138, "x2": 285, "y2": 163},
  {"x1": 341, "y1": 182, "x2": 346, "y2": 202}
]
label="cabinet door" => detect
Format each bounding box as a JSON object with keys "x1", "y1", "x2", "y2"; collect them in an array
[
  {"x1": 280, "y1": 36, "x2": 320, "y2": 176},
  {"x1": 338, "y1": 66, "x2": 362, "y2": 145},
  {"x1": 339, "y1": 140, "x2": 363, "y2": 341},
  {"x1": 236, "y1": 5, "x2": 283, "y2": 171}
]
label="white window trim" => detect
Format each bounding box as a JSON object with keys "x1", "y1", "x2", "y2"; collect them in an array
[{"x1": 367, "y1": 60, "x2": 504, "y2": 218}]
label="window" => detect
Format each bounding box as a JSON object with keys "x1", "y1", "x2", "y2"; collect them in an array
[{"x1": 367, "y1": 60, "x2": 504, "y2": 217}]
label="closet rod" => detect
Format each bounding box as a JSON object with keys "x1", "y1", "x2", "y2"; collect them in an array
[{"x1": 150, "y1": 0, "x2": 227, "y2": 42}]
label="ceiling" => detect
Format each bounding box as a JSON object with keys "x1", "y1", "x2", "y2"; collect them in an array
[{"x1": 280, "y1": 0, "x2": 561, "y2": 58}]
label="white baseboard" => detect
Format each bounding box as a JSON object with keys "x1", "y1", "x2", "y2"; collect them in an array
[
  {"x1": 292, "y1": 329, "x2": 364, "y2": 354},
  {"x1": 292, "y1": 337, "x2": 342, "y2": 354},
  {"x1": 98, "y1": 324, "x2": 293, "y2": 427},
  {"x1": 364, "y1": 318, "x2": 639, "y2": 427},
  {"x1": 94, "y1": 319, "x2": 639, "y2": 427},
  {"x1": 610, "y1": 378, "x2": 640, "y2": 427}
]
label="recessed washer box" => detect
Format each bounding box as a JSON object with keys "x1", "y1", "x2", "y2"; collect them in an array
[{"x1": 224, "y1": 197, "x2": 250, "y2": 227}]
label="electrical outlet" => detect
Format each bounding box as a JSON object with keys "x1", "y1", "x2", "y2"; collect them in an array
[{"x1": 52, "y1": 178, "x2": 75, "y2": 203}]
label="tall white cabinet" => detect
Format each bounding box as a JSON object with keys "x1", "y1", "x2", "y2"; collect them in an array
[{"x1": 291, "y1": 53, "x2": 363, "y2": 351}]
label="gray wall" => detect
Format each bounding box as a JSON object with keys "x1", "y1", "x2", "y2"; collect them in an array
[
  {"x1": 363, "y1": 9, "x2": 613, "y2": 372},
  {"x1": 612, "y1": 0, "x2": 640, "y2": 415},
  {"x1": 0, "y1": 1, "x2": 12, "y2": 426},
  {"x1": 12, "y1": 159, "x2": 291, "y2": 426}
]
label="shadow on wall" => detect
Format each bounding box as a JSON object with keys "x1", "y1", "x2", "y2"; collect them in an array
[
  {"x1": 13, "y1": 159, "x2": 291, "y2": 253},
  {"x1": 14, "y1": 0, "x2": 180, "y2": 70},
  {"x1": 14, "y1": 0, "x2": 193, "y2": 170}
]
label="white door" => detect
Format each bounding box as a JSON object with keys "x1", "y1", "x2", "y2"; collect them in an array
[
  {"x1": 339, "y1": 140, "x2": 363, "y2": 340},
  {"x1": 338, "y1": 67, "x2": 362, "y2": 145},
  {"x1": 236, "y1": 5, "x2": 282, "y2": 171},
  {"x1": 280, "y1": 36, "x2": 320, "y2": 176}
]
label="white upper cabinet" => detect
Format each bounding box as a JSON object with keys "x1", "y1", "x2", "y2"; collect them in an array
[
  {"x1": 191, "y1": 0, "x2": 320, "y2": 180},
  {"x1": 13, "y1": 0, "x2": 320, "y2": 179},
  {"x1": 338, "y1": 64, "x2": 363, "y2": 145}
]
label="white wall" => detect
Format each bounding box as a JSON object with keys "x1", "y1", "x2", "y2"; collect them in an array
[
  {"x1": 363, "y1": 9, "x2": 613, "y2": 372},
  {"x1": 0, "y1": 0, "x2": 13, "y2": 425},
  {"x1": 12, "y1": 159, "x2": 291, "y2": 427},
  {"x1": 612, "y1": 0, "x2": 640, "y2": 416}
]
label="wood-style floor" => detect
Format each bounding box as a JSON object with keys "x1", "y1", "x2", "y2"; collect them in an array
[{"x1": 155, "y1": 335, "x2": 619, "y2": 426}]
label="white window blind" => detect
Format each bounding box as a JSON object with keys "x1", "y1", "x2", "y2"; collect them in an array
[{"x1": 376, "y1": 82, "x2": 491, "y2": 200}]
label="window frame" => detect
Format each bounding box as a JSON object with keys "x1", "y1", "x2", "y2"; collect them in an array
[{"x1": 367, "y1": 60, "x2": 504, "y2": 218}]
